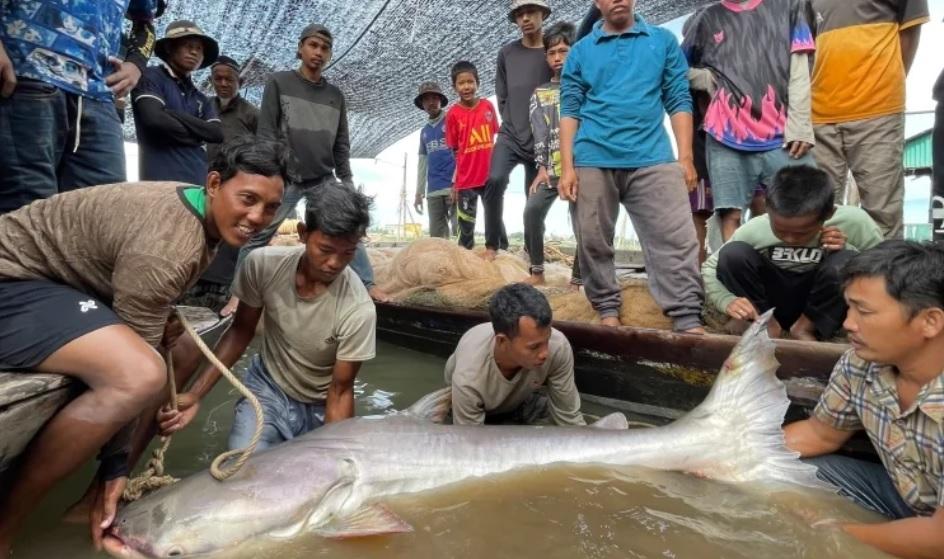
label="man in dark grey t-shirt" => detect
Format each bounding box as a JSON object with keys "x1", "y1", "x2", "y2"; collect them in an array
[{"x1": 482, "y1": 0, "x2": 553, "y2": 261}]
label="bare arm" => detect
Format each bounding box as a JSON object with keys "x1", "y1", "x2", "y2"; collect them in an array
[
  {"x1": 782, "y1": 416, "x2": 855, "y2": 457},
  {"x1": 157, "y1": 302, "x2": 262, "y2": 435},
  {"x1": 325, "y1": 360, "x2": 360, "y2": 422},
  {"x1": 669, "y1": 111, "x2": 697, "y2": 190},
  {"x1": 900, "y1": 25, "x2": 921, "y2": 76},
  {"x1": 558, "y1": 116, "x2": 580, "y2": 202},
  {"x1": 0, "y1": 41, "x2": 14, "y2": 98},
  {"x1": 841, "y1": 508, "x2": 944, "y2": 559}
]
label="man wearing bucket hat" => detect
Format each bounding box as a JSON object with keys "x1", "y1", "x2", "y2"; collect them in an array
[
  {"x1": 482, "y1": 0, "x2": 553, "y2": 261},
  {"x1": 131, "y1": 20, "x2": 223, "y2": 185},
  {"x1": 0, "y1": 0, "x2": 164, "y2": 215},
  {"x1": 414, "y1": 81, "x2": 457, "y2": 238}
]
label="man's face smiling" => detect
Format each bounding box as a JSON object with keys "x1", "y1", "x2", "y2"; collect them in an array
[{"x1": 206, "y1": 171, "x2": 284, "y2": 246}]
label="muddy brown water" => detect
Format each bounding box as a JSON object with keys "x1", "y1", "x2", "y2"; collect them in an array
[{"x1": 13, "y1": 341, "x2": 890, "y2": 558}]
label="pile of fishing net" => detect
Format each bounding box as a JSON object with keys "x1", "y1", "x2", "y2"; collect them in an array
[{"x1": 368, "y1": 238, "x2": 672, "y2": 330}]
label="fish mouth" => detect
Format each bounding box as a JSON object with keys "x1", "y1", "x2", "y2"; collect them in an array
[{"x1": 103, "y1": 529, "x2": 155, "y2": 559}]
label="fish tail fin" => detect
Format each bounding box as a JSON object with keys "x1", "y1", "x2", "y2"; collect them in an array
[
  {"x1": 677, "y1": 309, "x2": 828, "y2": 490},
  {"x1": 402, "y1": 387, "x2": 452, "y2": 423}
]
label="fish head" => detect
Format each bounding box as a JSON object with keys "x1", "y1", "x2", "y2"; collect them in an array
[{"x1": 103, "y1": 478, "x2": 276, "y2": 558}]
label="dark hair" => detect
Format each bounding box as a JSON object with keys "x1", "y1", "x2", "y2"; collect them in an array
[
  {"x1": 450, "y1": 60, "x2": 479, "y2": 85},
  {"x1": 488, "y1": 283, "x2": 553, "y2": 338},
  {"x1": 766, "y1": 165, "x2": 834, "y2": 222},
  {"x1": 209, "y1": 136, "x2": 292, "y2": 183},
  {"x1": 303, "y1": 181, "x2": 373, "y2": 239},
  {"x1": 544, "y1": 21, "x2": 576, "y2": 50},
  {"x1": 842, "y1": 241, "x2": 944, "y2": 318}
]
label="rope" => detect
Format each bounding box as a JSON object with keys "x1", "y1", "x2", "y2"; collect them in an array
[
  {"x1": 122, "y1": 349, "x2": 179, "y2": 501},
  {"x1": 121, "y1": 308, "x2": 266, "y2": 501}
]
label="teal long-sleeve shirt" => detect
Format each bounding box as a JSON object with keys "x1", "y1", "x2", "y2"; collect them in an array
[{"x1": 560, "y1": 16, "x2": 692, "y2": 169}]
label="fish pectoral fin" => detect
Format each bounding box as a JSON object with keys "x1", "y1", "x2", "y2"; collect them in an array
[
  {"x1": 590, "y1": 412, "x2": 629, "y2": 430},
  {"x1": 401, "y1": 387, "x2": 451, "y2": 423},
  {"x1": 314, "y1": 504, "x2": 413, "y2": 539}
]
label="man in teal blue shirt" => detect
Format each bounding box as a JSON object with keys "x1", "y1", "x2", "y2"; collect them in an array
[{"x1": 559, "y1": 0, "x2": 704, "y2": 333}]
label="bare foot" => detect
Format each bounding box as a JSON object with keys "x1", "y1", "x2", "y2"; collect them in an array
[
  {"x1": 220, "y1": 295, "x2": 239, "y2": 317},
  {"x1": 681, "y1": 326, "x2": 706, "y2": 335},
  {"x1": 600, "y1": 316, "x2": 622, "y2": 328},
  {"x1": 368, "y1": 286, "x2": 392, "y2": 303},
  {"x1": 768, "y1": 320, "x2": 784, "y2": 339},
  {"x1": 524, "y1": 273, "x2": 545, "y2": 286},
  {"x1": 483, "y1": 249, "x2": 497, "y2": 262}
]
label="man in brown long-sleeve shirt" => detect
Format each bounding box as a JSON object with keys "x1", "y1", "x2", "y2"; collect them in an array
[{"x1": 0, "y1": 138, "x2": 287, "y2": 556}]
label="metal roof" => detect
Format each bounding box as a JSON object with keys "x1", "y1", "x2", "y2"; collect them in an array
[
  {"x1": 146, "y1": 1, "x2": 711, "y2": 157},
  {"x1": 904, "y1": 128, "x2": 933, "y2": 175}
]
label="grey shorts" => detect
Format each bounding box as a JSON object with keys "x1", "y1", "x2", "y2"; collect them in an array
[
  {"x1": 228, "y1": 355, "x2": 326, "y2": 451},
  {"x1": 0, "y1": 280, "x2": 120, "y2": 369},
  {"x1": 706, "y1": 136, "x2": 815, "y2": 210}
]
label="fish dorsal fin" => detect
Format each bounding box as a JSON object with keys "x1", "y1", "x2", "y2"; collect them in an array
[
  {"x1": 314, "y1": 503, "x2": 413, "y2": 539},
  {"x1": 590, "y1": 412, "x2": 629, "y2": 430},
  {"x1": 401, "y1": 387, "x2": 451, "y2": 423},
  {"x1": 268, "y1": 458, "x2": 359, "y2": 540}
]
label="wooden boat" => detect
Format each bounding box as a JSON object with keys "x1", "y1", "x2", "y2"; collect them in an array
[
  {"x1": 0, "y1": 307, "x2": 230, "y2": 474},
  {"x1": 375, "y1": 302, "x2": 847, "y2": 423}
]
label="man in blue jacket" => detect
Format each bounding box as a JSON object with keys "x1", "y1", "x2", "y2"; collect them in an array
[{"x1": 559, "y1": 0, "x2": 704, "y2": 333}]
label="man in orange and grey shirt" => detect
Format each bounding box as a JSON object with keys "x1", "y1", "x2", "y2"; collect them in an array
[{"x1": 810, "y1": 0, "x2": 929, "y2": 240}]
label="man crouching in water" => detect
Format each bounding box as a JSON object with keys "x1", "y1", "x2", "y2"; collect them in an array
[
  {"x1": 785, "y1": 241, "x2": 944, "y2": 558},
  {"x1": 0, "y1": 137, "x2": 288, "y2": 556},
  {"x1": 159, "y1": 182, "x2": 376, "y2": 450},
  {"x1": 446, "y1": 283, "x2": 586, "y2": 426}
]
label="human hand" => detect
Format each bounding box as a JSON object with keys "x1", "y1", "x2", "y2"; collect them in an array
[
  {"x1": 105, "y1": 57, "x2": 141, "y2": 98},
  {"x1": 559, "y1": 168, "x2": 578, "y2": 202},
  {"x1": 785, "y1": 141, "x2": 812, "y2": 159},
  {"x1": 680, "y1": 157, "x2": 698, "y2": 192},
  {"x1": 91, "y1": 476, "x2": 127, "y2": 551},
  {"x1": 161, "y1": 314, "x2": 184, "y2": 349},
  {"x1": 0, "y1": 42, "x2": 16, "y2": 98},
  {"x1": 530, "y1": 168, "x2": 550, "y2": 195},
  {"x1": 413, "y1": 193, "x2": 424, "y2": 215},
  {"x1": 726, "y1": 297, "x2": 758, "y2": 321},
  {"x1": 157, "y1": 392, "x2": 201, "y2": 436},
  {"x1": 820, "y1": 226, "x2": 846, "y2": 251}
]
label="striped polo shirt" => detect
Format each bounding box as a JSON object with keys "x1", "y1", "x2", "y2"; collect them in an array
[
  {"x1": 814, "y1": 349, "x2": 943, "y2": 515},
  {"x1": 810, "y1": 0, "x2": 929, "y2": 124}
]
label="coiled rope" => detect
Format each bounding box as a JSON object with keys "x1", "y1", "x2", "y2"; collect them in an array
[{"x1": 122, "y1": 308, "x2": 265, "y2": 501}]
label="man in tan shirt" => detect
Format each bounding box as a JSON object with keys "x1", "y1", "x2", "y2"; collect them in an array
[
  {"x1": 0, "y1": 137, "x2": 288, "y2": 556},
  {"x1": 158, "y1": 182, "x2": 376, "y2": 450},
  {"x1": 445, "y1": 283, "x2": 585, "y2": 426}
]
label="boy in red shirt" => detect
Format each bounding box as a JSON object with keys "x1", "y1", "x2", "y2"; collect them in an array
[{"x1": 445, "y1": 61, "x2": 497, "y2": 249}]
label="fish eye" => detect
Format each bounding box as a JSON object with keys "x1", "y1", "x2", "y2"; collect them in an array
[{"x1": 166, "y1": 547, "x2": 185, "y2": 557}]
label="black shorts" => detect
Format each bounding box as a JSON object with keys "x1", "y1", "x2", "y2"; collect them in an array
[{"x1": 0, "y1": 280, "x2": 121, "y2": 370}]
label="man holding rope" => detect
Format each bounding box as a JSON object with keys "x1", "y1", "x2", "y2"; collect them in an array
[
  {"x1": 158, "y1": 182, "x2": 376, "y2": 451},
  {"x1": 0, "y1": 137, "x2": 289, "y2": 556}
]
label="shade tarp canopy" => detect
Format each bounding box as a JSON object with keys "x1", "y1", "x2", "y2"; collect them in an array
[{"x1": 151, "y1": 1, "x2": 709, "y2": 157}]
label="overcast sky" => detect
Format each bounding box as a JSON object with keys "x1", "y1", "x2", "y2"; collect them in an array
[{"x1": 355, "y1": 1, "x2": 944, "y2": 237}]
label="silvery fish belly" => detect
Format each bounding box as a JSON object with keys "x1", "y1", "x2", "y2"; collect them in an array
[{"x1": 104, "y1": 310, "x2": 828, "y2": 559}]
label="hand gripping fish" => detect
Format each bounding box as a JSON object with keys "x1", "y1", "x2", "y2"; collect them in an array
[{"x1": 104, "y1": 310, "x2": 829, "y2": 558}]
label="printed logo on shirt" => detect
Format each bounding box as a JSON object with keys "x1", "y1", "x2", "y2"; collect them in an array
[
  {"x1": 713, "y1": 31, "x2": 725, "y2": 45},
  {"x1": 464, "y1": 124, "x2": 494, "y2": 154},
  {"x1": 324, "y1": 335, "x2": 338, "y2": 345},
  {"x1": 79, "y1": 300, "x2": 99, "y2": 313},
  {"x1": 769, "y1": 247, "x2": 823, "y2": 265}
]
